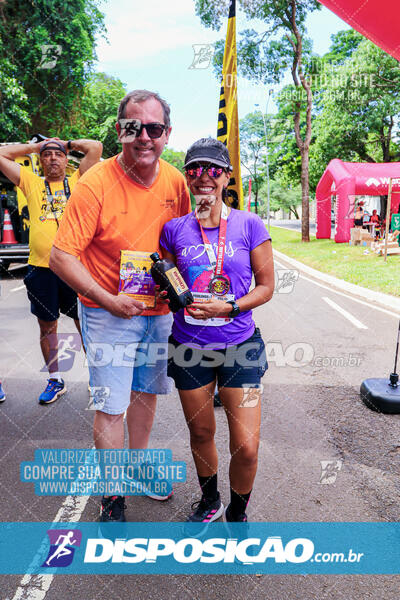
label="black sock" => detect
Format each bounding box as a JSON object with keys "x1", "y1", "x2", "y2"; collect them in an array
[
  {"x1": 198, "y1": 473, "x2": 218, "y2": 501},
  {"x1": 230, "y1": 488, "x2": 251, "y2": 517}
]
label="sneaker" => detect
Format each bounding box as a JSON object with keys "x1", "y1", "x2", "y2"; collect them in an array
[
  {"x1": 124, "y1": 462, "x2": 174, "y2": 501},
  {"x1": 224, "y1": 503, "x2": 248, "y2": 523},
  {"x1": 38, "y1": 379, "x2": 66, "y2": 405},
  {"x1": 0, "y1": 382, "x2": 5, "y2": 403},
  {"x1": 99, "y1": 495, "x2": 126, "y2": 523},
  {"x1": 183, "y1": 493, "x2": 224, "y2": 537},
  {"x1": 146, "y1": 487, "x2": 174, "y2": 501},
  {"x1": 187, "y1": 493, "x2": 224, "y2": 523},
  {"x1": 98, "y1": 495, "x2": 126, "y2": 539},
  {"x1": 224, "y1": 504, "x2": 250, "y2": 545}
]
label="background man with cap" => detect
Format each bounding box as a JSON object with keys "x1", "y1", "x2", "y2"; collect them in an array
[{"x1": 0, "y1": 137, "x2": 103, "y2": 404}]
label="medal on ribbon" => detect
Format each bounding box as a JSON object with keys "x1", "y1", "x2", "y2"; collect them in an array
[
  {"x1": 195, "y1": 202, "x2": 231, "y2": 297},
  {"x1": 208, "y1": 274, "x2": 231, "y2": 296}
]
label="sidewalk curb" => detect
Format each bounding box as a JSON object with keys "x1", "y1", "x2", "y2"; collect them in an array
[{"x1": 273, "y1": 248, "x2": 400, "y2": 315}]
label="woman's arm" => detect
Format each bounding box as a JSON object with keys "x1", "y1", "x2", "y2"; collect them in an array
[
  {"x1": 236, "y1": 239, "x2": 274, "y2": 311},
  {"x1": 161, "y1": 249, "x2": 176, "y2": 262}
]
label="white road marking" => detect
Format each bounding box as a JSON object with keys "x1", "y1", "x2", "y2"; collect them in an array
[
  {"x1": 322, "y1": 297, "x2": 368, "y2": 329},
  {"x1": 10, "y1": 285, "x2": 25, "y2": 292},
  {"x1": 11, "y1": 458, "x2": 93, "y2": 600},
  {"x1": 274, "y1": 259, "x2": 399, "y2": 320}
]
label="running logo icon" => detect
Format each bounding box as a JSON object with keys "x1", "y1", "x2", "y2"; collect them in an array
[
  {"x1": 239, "y1": 385, "x2": 263, "y2": 408},
  {"x1": 42, "y1": 529, "x2": 82, "y2": 567},
  {"x1": 189, "y1": 44, "x2": 214, "y2": 69},
  {"x1": 274, "y1": 269, "x2": 299, "y2": 294},
  {"x1": 40, "y1": 333, "x2": 81, "y2": 373},
  {"x1": 87, "y1": 386, "x2": 111, "y2": 410},
  {"x1": 38, "y1": 45, "x2": 62, "y2": 69},
  {"x1": 319, "y1": 460, "x2": 343, "y2": 485}
]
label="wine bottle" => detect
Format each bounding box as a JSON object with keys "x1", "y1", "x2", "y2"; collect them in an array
[{"x1": 150, "y1": 253, "x2": 194, "y2": 313}]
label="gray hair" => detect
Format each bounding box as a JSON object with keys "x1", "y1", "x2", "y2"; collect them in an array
[{"x1": 117, "y1": 90, "x2": 171, "y2": 128}]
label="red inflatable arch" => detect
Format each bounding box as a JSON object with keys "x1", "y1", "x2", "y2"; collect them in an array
[
  {"x1": 318, "y1": 0, "x2": 400, "y2": 62},
  {"x1": 316, "y1": 160, "x2": 400, "y2": 243}
]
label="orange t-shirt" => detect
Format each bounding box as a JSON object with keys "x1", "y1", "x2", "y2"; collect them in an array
[{"x1": 54, "y1": 156, "x2": 191, "y2": 314}]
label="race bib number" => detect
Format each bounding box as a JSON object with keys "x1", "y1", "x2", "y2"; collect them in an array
[{"x1": 184, "y1": 291, "x2": 235, "y2": 327}]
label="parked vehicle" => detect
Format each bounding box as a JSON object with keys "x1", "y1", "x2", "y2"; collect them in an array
[{"x1": 0, "y1": 148, "x2": 38, "y2": 271}]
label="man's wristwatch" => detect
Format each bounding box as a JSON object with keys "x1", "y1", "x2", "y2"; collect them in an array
[
  {"x1": 67, "y1": 140, "x2": 73, "y2": 151},
  {"x1": 226, "y1": 300, "x2": 240, "y2": 318}
]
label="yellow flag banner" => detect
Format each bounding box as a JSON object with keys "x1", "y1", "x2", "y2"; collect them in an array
[{"x1": 217, "y1": 0, "x2": 243, "y2": 210}]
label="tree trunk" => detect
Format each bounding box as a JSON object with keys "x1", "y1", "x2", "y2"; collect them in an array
[
  {"x1": 381, "y1": 116, "x2": 393, "y2": 162},
  {"x1": 300, "y1": 149, "x2": 310, "y2": 241},
  {"x1": 287, "y1": 0, "x2": 312, "y2": 242}
]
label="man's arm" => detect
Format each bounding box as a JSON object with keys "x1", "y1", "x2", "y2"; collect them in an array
[
  {"x1": 0, "y1": 142, "x2": 42, "y2": 186},
  {"x1": 49, "y1": 247, "x2": 144, "y2": 319},
  {"x1": 69, "y1": 139, "x2": 103, "y2": 175}
]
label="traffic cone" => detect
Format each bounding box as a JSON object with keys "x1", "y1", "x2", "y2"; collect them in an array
[{"x1": 1, "y1": 209, "x2": 18, "y2": 244}]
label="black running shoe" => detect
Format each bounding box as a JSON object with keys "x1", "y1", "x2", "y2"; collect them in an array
[
  {"x1": 224, "y1": 503, "x2": 251, "y2": 549},
  {"x1": 187, "y1": 493, "x2": 224, "y2": 523},
  {"x1": 183, "y1": 493, "x2": 224, "y2": 537},
  {"x1": 98, "y1": 495, "x2": 127, "y2": 540},
  {"x1": 99, "y1": 495, "x2": 126, "y2": 523},
  {"x1": 224, "y1": 503, "x2": 247, "y2": 522}
]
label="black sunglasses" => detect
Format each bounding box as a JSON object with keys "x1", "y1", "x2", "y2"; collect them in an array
[
  {"x1": 118, "y1": 119, "x2": 167, "y2": 140},
  {"x1": 185, "y1": 165, "x2": 226, "y2": 179}
]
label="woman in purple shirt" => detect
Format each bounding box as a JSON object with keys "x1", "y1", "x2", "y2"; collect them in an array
[{"x1": 160, "y1": 138, "x2": 274, "y2": 525}]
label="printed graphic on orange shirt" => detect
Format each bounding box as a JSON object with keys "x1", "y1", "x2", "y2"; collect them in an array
[{"x1": 159, "y1": 198, "x2": 175, "y2": 208}]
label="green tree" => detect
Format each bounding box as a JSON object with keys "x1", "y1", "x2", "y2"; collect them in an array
[
  {"x1": 0, "y1": 0, "x2": 105, "y2": 139},
  {"x1": 64, "y1": 72, "x2": 127, "y2": 157},
  {"x1": 161, "y1": 148, "x2": 186, "y2": 173},
  {"x1": 239, "y1": 111, "x2": 266, "y2": 213},
  {"x1": 319, "y1": 29, "x2": 364, "y2": 66},
  {"x1": 240, "y1": 102, "x2": 307, "y2": 216},
  {"x1": 162, "y1": 148, "x2": 197, "y2": 209},
  {"x1": 259, "y1": 179, "x2": 301, "y2": 219},
  {"x1": 310, "y1": 38, "x2": 400, "y2": 188},
  {"x1": 267, "y1": 87, "x2": 306, "y2": 186},
  {"x1": 196, "y1": 0, "x2": 321, "y2": 241},
  {"x1": 0, "y1": 39, "x2": 30, "y2": 139}
]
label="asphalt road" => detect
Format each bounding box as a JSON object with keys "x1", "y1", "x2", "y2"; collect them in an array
[
  {"x1": 270, "y1": 219, "x2": 336, "y2": 238},
  {"x1": 1, "y1": 261, "x2": 400, "y2": 599}
]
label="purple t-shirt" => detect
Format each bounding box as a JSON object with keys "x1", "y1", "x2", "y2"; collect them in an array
[{"x1": 160, "y1": 209, "x2": 271, "y2": 349}]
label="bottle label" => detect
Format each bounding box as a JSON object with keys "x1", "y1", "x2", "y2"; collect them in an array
[{"x1": 166, "y1": 267, "x2": 189, "y2": 295}]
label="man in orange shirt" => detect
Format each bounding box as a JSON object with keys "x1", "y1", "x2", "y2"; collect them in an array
[{"x1": 50, "y1": 90, "x2": 190, "y2": 524}]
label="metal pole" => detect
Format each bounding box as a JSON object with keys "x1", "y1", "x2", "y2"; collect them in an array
[
  {"x1": 384, "y1": 178, "x2": 393, "y2": 262},
  {"x1": 254, "y1": 104, "x2": 269, "y2": 216}
]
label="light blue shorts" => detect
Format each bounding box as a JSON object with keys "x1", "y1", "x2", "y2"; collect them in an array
[{"x1": 79, "y1": 303, "x2": 173, "y2": 415}]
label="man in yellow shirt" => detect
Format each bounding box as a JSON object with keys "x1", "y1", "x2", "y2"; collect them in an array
[{"x1": 0, "y1": 137, "x2": 102, "y2": 404}]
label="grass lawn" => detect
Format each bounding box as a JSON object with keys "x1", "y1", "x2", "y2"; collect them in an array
[{"x1": 270, "y1": 225, "x2": 399, "y2": 297}]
